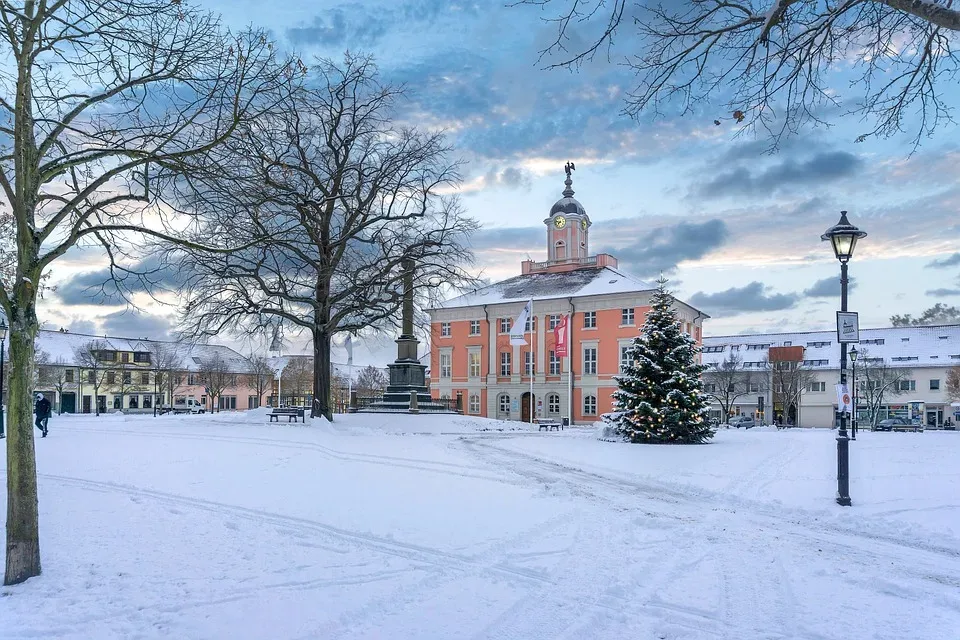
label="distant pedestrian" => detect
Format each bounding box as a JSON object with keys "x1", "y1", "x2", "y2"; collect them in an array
[{"x1": 34, "y1": 393, "x2": 51, "y2": 438}]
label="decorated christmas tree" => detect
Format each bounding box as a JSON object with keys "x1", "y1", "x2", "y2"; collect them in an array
[{"x1": 604, "y1": 276, "x2": 714, "y2": 444}]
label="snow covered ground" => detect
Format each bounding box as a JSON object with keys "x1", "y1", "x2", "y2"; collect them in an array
[{"x1": 2, "y1": 411, "x2": 959, "y2": 639}]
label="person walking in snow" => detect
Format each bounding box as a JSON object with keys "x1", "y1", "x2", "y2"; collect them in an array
[{"x1": 34, "y1": 393, "x2": 51, "y2": 438}]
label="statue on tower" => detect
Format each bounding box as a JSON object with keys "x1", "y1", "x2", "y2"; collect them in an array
[{"x1": 565, "y1": 161, "x2": 576, "y2": 177}]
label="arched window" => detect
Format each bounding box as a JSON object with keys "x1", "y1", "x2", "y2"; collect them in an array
[
  {"x1": 547, "y1": 393, "x2": 560, "y2": 415},
  {"x1": 583, "y1": 394, "x2": 597, "y2": 416},
  {"x1": 555, "y1": 240, "x2": 566, "y2": 260},
  {"x1": 498, "y1": 393, "x2": 511, "y2": 415}
]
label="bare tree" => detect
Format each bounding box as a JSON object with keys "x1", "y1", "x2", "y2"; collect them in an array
[
  {"x1": 282, "y1": 357, "x2": 314, "y2": 401},
  {"x1": 702, "y1": 353, "x2": 757, "y2": 421},
  {"x1": 770, "y1": 360, "x2": 816, "y2": 426},
  {"x1": 947, "y1": 366, "x2": 960, "y2": 403},
  {"x1": 197, "y1": 353, "x2": 233, "y2": 413},
  {"x1": 890, "y1": 304, "x2": 960, "y2": 326},
  {"x1": 73, "y1": 341, "x2": 112, "y2": 418},
  {"x1": 245, "y1": 355, "x2": 275, "y2": 409},
  {"x1": 177, "y1": 55, "x2": 478, "y2": 421},
  {"x1": 0, "y1": 1, "x2": 289, "y2": 584},
  {"x1": 147, "y1": 341, "x2": 185, "y2": 416},
  {"x1": 856, "y1": 351, "x2": 913, "y2": 428},
  {"x1": 38, "y1": 357, "x2": 71, "y2": 415},
  {"x1": 523, "y1": 0, "x2": 960, "y2": 146},
  {"x1": 355, "y1": 365, "x2": 388, "y2": 398}
]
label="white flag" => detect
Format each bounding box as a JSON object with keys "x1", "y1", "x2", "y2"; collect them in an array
[
  {"x1": 268, "y1": 326, "x2": 282, "y2": 352},
  {"x1": 345, "y1": 335, "x2": 354, "y2": 365},
  {"x1": 836, "y1": 383, "x2": 852, "y2": 413},
  {"x1": 509, "y1": 300, "x2": 532, "y2": 346}
]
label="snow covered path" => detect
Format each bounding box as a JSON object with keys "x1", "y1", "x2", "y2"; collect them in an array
[{"x1": 2, "y1": 413, "x2": 959, "y2": 639}]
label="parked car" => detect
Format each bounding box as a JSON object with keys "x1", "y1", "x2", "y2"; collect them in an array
[
  {"x1": 728, "y1": 416, "x2": 755, "y2": 429},
  {"x1": 873, "y1": 417, "x2": 921, "y2": 432},
  {"x1": 158, "y1": 398, "x2": 206, "y2": 415}
]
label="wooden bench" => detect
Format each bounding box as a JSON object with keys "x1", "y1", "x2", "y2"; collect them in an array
[
  {"x1": 268, "y1": 407, "x2": 305, "y2": 423},
  {"x1": 535, "y1": 419, "x2": 563, "y2": 432}
]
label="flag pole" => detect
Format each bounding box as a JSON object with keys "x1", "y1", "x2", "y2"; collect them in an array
[
  {"x1": 567, "y1": 308, "x2": 573, "y2": 425},
  {"x1": 529, "y1": 298, "x2": 534, "y2": 423}
]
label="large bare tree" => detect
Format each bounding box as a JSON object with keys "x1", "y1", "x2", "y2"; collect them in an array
[
  {"x1": 196, "y1": 352, "x2": 233, "y2": 413},
  {"x1": 947, "y1": 366, "x2": 960, "y2": 403},
  {"x1": 177, "y1": 55, "x2": 478, "y2": 421},
  {"x1": 0, "y1": 0, "x2": 286, "y2": 585},
  {"x1": 702, "y1": 353, "x2": 758, "y2": 421},
  {"x1": 73, "y1": 340, "x2": 111, "y2": 418},
  {"x1": 770, "y1": 360, "x2": 816, "y2": 426},
  {"x1": 245, "y1": 354, "x2": 275, "y2": 409},
  {"x1": 147, "y1": 341, "x2": 185, "y2": 416},
  {"x1": 523, "y1": 0, "x2": 960, "y2": 146},
  {"x1": 281, "y1": 357, "x2": 314, "y2": 402}
]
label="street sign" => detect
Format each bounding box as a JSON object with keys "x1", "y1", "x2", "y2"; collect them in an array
[{"x1": 836, "y1": 311, "x2": 860, "y2": 343}]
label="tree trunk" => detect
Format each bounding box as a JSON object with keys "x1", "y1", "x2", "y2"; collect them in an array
[
  {"x1": 5, "y1": 300, "x2": 41, "y2": 585},
  {"x1": 312, "y1": 326, "x2": 332, "y2": 421}
]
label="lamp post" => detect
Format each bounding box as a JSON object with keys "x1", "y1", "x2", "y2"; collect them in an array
[
  {"x1": 849, "y1": 345, "x2": 858, "y2": 440},
  {"x1": 0, "y1": 318, "x2": 6, "y2": 439},
  {"x1": 822, "y1": 211, "x2": 867, "y2": 507}
]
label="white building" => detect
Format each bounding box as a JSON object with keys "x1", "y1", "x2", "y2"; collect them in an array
[{"x1": 702, "y1": 324, "x2": 960, "y2": 429}]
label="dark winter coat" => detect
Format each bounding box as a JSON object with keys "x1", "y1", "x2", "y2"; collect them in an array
[{"x1": 35, "y1": 398, "x2": 52, "y2": 419}]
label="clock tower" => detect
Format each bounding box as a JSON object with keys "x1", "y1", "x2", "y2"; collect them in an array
[{"x1": 544, "y1": 162, "x2": 591, "y2": 263}]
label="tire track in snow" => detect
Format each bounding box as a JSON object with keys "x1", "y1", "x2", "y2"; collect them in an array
[{"x1": 34, "y1": 472, "x2": 551, "y2": 586}]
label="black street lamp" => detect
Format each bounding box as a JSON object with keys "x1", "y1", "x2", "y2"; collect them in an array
[
  {"x1": 822, "y1": 211, "x2": 867, "y2": 507},
  {"x1": 849, "y1": 345, "x2": 859, "y2": 441},
  {"x1": 0, "y1": 318, "x2": 6, "y2": 439}
]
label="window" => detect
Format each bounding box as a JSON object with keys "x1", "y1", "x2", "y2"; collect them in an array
[
  {"x1": 748, "y1": 383, "x2": 760, "y2": 393},
  {"x1": 802, "y1": 359, "x2": 829, "y2": 367},
  {"x1": 702, "y1": 346, "x2": 725, "y2": 353},
  {"x1": 583, "y1": 311, "x2": 596, "y2": 329},
  {"x1": 930, "y1": 379, "x2": 940, "y2": 390},
  {"x1": 746, "y1": 344, "x2": 771, "y2": 350},
  {"x1": 583, "y1": 395, "x2": 597, "y2": 416},
  {"x1": 97, "y1": 350, "x2": 116, "y2": 362},
  {"x1": 187, "y1": 374, "x2": 197, "y2": 386},
  {"x1": 86, "y1": 370, "x2": 95, "y2": 384},
  {"x1": 499, "y1": 318, "x2": 511, "y2": 334},
  {"x1": 897, "y1": 380, "x2": 916, "y2": 392},
  {"x1": 809, "y1": 382, "x2": 826, "y2": 392},
  {"x1": 174, "y1": 395, "x2": 187, "y2": 405},
  {"x1": 218, "y1": 396, "x2": 237, "y2": 410},
  {"x1": 192, "y1": 357, "x2": 202, "y2": 365},
  {"x1": 468, "y1": 351, "x2": 481, "y2": 378},
  {"x1": 113, "y1": 396, "x2": 122, "y2": 409},
  {"x1": 134, "y1": 352, "x2": 151, "y2": 363},
  {"x1": 65, "y1": 370, "x2": 75, "y2": 383},
  {"x1": 583, "y1": 347, "x2": 597, "y2": 375},
  {"x1": 121, "y1": 352, "x2": 130, "y2": 363},
  {"x1": 122, "y1": 371, "x2": 132, "y2": 385},
  {"x1": 469, "y1": 320, "x2": 480, "y2": 336},
  {"x1": 783, "y1": 341, "x2": 792, "y2": 347},
  {"x1": 107, "y1": 371, "x2": 116, "y2": 385},
  {"x1": 535, "y1": 393, "x2": 555, "y2": 415},
  {"x1": 128, "y1": 395, "x2": 139, "y2": 409},
  {"x1": 500, "y1": 352, "x2": 511, "y2": 376},
  {"x1": 704, "y1": 383, "x2": 717, "y2": 393},
  {"x1": 440, "y1": 353, "x2": 452, "y2": 378},
  {"x1": 140, "y1": 372, "x2": 150, "y2": 385},
  {"x1": 861, "y1": 338, "x2": 885, "y2": 345},
  {"x1": 891, "y1": 356, "x2": 918, "y2": 362},
  {"x1": 901, "y1": 337, "x2": 909, "y2": 342},
  {"x1": 620, "y1": 345, "x2": 631, "y2": 372},
  {"x1": 805, "y1": 341, "x2": 831, "y2": 348},
  {"x1": 143, "y1": 395, "x2": 153, "y2": 409},
  {"x1": 525, "y1": 351, "x2": 535, "y2": 375},
  {"x1": 524, "y1": 315, "x2": 535, "y2": 332},
  {"x1": 549, "y1": 315, "x2": 561, "y2": 330},
  {"x1": 555, "y1": 240, "x2": 566, "y2": 260},
  {"x1": 498, "y1": 393, "x2": 511, "y2": 414},
  {"x1": 549, "y1": 351, "x2": 561, "y2": 375},
  {"x1": 469, "y1": 394, "x2": 480, "y2": 414},
  {"x1": 731, "y1": 345, "x2": 740, "y2": 351},
  {"x1": 440, "y1": 322, "x2": 451, "y2": 337},
  {"x1": 621, "y1": 308, "x2": 635, "y2": 325},
  {"x1": 248, "y1": 395, "x2": 260, "y2": 409}
]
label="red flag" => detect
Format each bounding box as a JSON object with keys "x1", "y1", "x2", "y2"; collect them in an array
[{"x1": 554, "y1": 314, "x2": 568, "y2": 357}]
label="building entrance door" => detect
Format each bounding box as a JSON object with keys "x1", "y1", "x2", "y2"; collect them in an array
[
  {"x1": 61, "y1": 392, "x2": 76, "y2": 414},
  {"x1": 521, "y1": 392, "x2": 533, "y2": 423},
  {"x1": 82, "y1": 395, "x2": 91, "y2": 414}
]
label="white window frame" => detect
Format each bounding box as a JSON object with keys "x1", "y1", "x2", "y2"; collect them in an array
[
  {"x1": 468, "y1": 349, "x2": 481, "y2": 378},
  {"x1": 549, "y1": 314, "x2": 561, "y2": 330},
  {"x1": 583, "y1": 347, "x2": 597, "y2": 375},
  {"x1": 547, "y1": 393, "x2": 560, "y2": 415},
  {"x1": 525, "y1": 351, "x2": 535, "y2": 375},
  {"x1": 583, "y1": 311, "x2": 596, "y2": 329},
  {"x1": 583, "y1": 394, "x2": 597, "y2": 416},
  {"x1": 621, "y1": 308, "x2": 635, "y2": 326},
  {"x1": 930, "y1": 379, "x2": 940, "y2": 391},
  {"x1": 809, "y1": 381, "x2": 826, "y2": 392},
  {"x1": 469, "y1": 320, "x2": 481, "y2": 336},
  {"x1": 469, "y1": 394, "x2": 481, "y2": 414},
  {"x1": 548, "y1": 351, "x2": 561, "y2": 375},
  {"x1": 499, "y1": 318, "x2": 511, "y2": 334},
  {"x1": 500, "y1": 351, "x2": 511, "y2": 376},
  {"x1": 440, "y1": 322, "x2": 451, "y2": 337},
  {"x1": 498, "y1": 393, "x2": 511, "y2": 414},
  {"x1": 439, "y1": 352, "x2": 452, "y2": 379},
  {"x1": 619, "y1": 345, "x2": 631, "y2": 373}
]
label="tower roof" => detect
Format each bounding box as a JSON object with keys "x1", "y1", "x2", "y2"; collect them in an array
[{"x1": 550, "y1": 163, "x2": 587, "y2": 216}]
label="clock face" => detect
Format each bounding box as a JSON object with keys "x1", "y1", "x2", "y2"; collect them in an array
[
  {"x1": 554, "y1": 216, "x2": 567, "y2": 229},
  {"x1": 581, "y1": 218, "x2": 588, "y2": 230}
]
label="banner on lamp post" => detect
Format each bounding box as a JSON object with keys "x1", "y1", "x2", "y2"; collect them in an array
[
  {"x1": 554, "y1": 314, "x2": 568, "y2": 357},
  {"x1": 836, "y1": 383, "x2": 852, "y2": 413}
]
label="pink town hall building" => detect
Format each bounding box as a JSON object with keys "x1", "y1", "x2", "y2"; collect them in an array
[{"x1": 428, "y1": 167, "x2": 707, "y2": 424}]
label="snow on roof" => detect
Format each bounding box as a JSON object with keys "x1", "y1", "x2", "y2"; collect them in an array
[
  {"x1": 436, "y1": 266, "x2": 658, "y2": 309},
  {"x1": 702, "y1": 324, "x2": 960, "y2": 369},
  {"x1": 33, "y1": 329, "x2": 253, "y2": 373}
]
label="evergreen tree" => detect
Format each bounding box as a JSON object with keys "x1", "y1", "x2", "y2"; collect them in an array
[{"x1": 604, "y1": 277, "x2": 714, "y2": 444}]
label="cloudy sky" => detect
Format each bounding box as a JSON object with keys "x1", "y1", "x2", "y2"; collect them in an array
[{"x1": 40, "y1": 0, "x2": 960, "y2": 367}]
